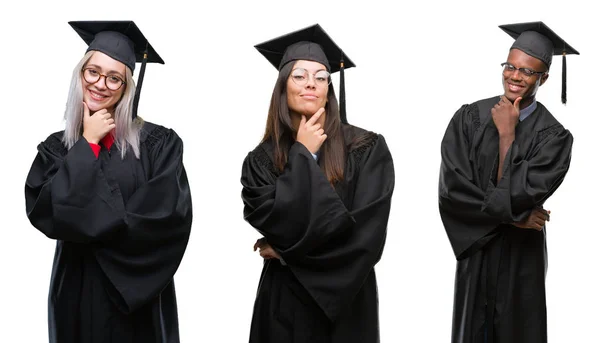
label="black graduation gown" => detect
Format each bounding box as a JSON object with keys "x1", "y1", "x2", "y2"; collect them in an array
[
  {"x1": 25, "y1": 122, "x2": 192, "y2": 343},
  {"x1": 438, "y1": 96, "x2": 573, "y2": 343},
  {"x1": 241, "y1": 124, "x2": 395, "y2": 343}
]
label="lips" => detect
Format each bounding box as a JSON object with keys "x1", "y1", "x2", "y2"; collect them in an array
[
  {"x1": 506, "y1": 83, "x2": 524, "y2": 93},
  {"x1": 88, "y1": 89, "x2": 109, "y2": 101},
  {"x1": 300, "y1": 94, "x2": 318, "y2": 100}
]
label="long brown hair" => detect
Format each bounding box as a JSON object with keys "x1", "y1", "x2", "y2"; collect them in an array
[{"x1": 262, "y1": 61, "x2": 346, "y2": 184}]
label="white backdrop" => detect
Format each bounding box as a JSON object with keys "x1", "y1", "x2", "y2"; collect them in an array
[{"x1": 1, "y1": 0, "x2": 597, "y2": 342}]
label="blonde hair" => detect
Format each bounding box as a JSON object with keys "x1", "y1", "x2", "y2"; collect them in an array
[{"x1": 62, "y1": 51, "x2": 143, "y2": 159}]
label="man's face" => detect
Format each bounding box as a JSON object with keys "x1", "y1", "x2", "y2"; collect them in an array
[{"x1": 502, "y1": 48, "x2": 549, "y2": 105}]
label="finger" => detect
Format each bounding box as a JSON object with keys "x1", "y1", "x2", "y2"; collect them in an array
[
  {"x1": 311, "y1": 123, "x2": 321, "y2": 131},
  {"x1": 513, "y1": 97, "x2": 522, "y2": 110},
  {"x1": 501, "y1": 95, "x2": 510, "y2": 103},
  {"x1": 315, "y1": 128, "x2": 325, "y2": 136},
  {"x1": 108, "y1": 123, "x2": 116, "y2": 130},
  {"x1": 320, "y1": 134, "x2": 328, "y2": 143},
  {"x1": 300, "y1": 115, "x2": 307, "y2": 127},
  {"x1": 260, "y1": 249, "x2": 274, "y2": 258},
  {"x1": 307, "y1": 107, "x2": 325, "y2": 126},
  {"x1": 106, "y1": 118, "x2": 115, "y2": 125},
  {"x1": 533, "y1": 217, "x2": 545, "y2": 227},
  {"x1": 83, "y1": 102, "x2": 90, "y2": 117}
]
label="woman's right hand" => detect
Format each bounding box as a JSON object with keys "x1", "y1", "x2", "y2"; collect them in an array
[
  {"x1": 82, "y1": 102, "x2": 115, "y2": 144},
  {"x1": 296, "y1": 107, "x2": 327, "y2": 154},
  {"x1": 253, "y1": 238, "x2": 281, "y2": 260},
  {"x1": 512, "y1": 208, "x2": 550, "y2": 231}
]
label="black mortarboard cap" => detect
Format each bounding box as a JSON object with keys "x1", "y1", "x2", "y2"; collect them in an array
[
  {"x1": 499, "y1": 21, "x2": 579, "y2": 104},
  {"x1": 255, "y1": 24, "x2": 355, "y2": 123},
  {"x1": 69, "y1": 21, "x2": 164, "y2": 118}
]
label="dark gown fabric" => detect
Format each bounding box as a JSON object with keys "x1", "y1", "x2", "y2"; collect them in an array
[
  {"x1": 241, "y1": 124, "x2": 395, "y2": 343},
  {"x1": 438, "y1": 96, "x2": 573, "y2": 343},
  {"x1": 25, "y1": 121, "x2": 192, "y2": 343}
]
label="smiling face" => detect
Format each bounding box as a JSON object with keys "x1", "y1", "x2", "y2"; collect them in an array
[
  {"x1": 502, "y1": 48, "x2": 549, "y2": 108},
  {"x1": 286, "y1": 60, "x2": 329, "y2": 117},
  {"x1": 81, "y1": 51, "x2": 127, "y2": 115}
]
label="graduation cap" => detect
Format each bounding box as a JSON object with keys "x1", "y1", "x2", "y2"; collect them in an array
[
  {"x1": 499, "y1": 21, "x2": 579, "y2": 104},
  {"x1": 69, "y1": 21, "x2": 164, "y2": 119},
  {"x1": 255, "y1": 24, "x2": 355, "y2": 124}
]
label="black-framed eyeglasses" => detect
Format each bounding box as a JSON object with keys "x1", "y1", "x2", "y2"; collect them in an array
[
  {"x1": 501, "y1": 62, "x2": 546, "y2": 78},
  {"x1": 290, "y1": 68, "x2": 332, "y2": 87},
  {"x1": 82, "y1": 67, "x2": 126, "y2": 91}
]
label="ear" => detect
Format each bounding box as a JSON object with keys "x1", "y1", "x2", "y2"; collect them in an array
[{"x1": 539, "y1": 73, "x2": 549, "y2": 86}]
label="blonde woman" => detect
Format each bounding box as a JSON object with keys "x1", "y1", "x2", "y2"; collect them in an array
[{"x1": 25, "y1": 21, "x2": 192, "y2": 343}]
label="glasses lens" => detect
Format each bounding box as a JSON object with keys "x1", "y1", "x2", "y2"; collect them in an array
[
  {"x1": 521, "y1": 69, "x2": 535, "y2": 77},
  {"x1": 315, "y1": 70, "x2": 331, "y2": 86},
  {"x1": 291, "y1": 68, "x2": 308, "y2": 86},
  {"x1": 83, "y1": 68, "x2": 100, "y2": 84},
  {"x1": 105, "y1": 75, "x2": 124, "y2": 90}
]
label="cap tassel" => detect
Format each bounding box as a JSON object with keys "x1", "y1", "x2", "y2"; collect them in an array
[
  {"x1": 339, "y1": 55, "x2": 347, "y2": 124},
  {"x1": 561, "y1": 51, "x2": 567, "y2": 105},
  {"x1": 132, "y1": 43, "x2": 149, "y2": 119}
]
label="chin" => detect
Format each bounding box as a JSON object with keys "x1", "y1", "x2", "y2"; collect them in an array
[
  {"x1": 84, "y1": 102, "x2": 104, "y2": 112},
  {"x1": 503, "y1": 91, "x2": 518, "y2": 102}
]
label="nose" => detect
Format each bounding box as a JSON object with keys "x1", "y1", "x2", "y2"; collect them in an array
[
  {"x1": 509, "y1": 69, "x2": 523, "y2": 81},
  {"x1": 94, "y1": 75, "x2": 108, "y2": 90},
  {"x1": 305, "y1": 74, "x2": 317, "y2": 89}
]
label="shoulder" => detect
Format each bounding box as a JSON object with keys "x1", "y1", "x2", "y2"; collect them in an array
[
  {"x1": 471, "y1": 96, "x2": 501, "y2": 110},
  {"x1": 244, "y1": 139, "x2": 276, "y2": 174},
  {"x1": 534, "y1": 102, "x2": 561, "y2": 127},
  {"x1": 342, "y1": 124, "x2": 387, "y2": 162},
  {"x1": 449, "y1": 95, "x2": 500, "y2": 130},
  {"x1": 533, "y1": 102, "x2": 572, "y2": 142},
  {"x1": 140, "y1": 121, "x2": 182, "y2": 151},
  {"x1": 342, "y1": 124, "x2": 379, "y2": 148},
  {"x1": 40, "y1": 131, "x2": 67, "y2": 155},
  {"x1": 44, "y1": 131, "x2": 65, "y2": 144}
]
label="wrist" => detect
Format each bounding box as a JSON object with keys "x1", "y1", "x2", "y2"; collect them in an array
[{"x1": 83, "y1": 132, "x2": 99, "y2": 144}]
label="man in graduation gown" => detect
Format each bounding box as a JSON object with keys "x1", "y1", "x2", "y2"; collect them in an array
[
  {"x1": 25, "y1": 21, "x2": 192, "y2": 343},
  {"x1": 438, "y1": 22, "x2": 577, "y2": 343}
]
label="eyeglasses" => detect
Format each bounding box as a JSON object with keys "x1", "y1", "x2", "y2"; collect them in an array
[
  {"x1": 290, "y1": 68, "x2": 331, "y2": 87},
  {"x1": 82, "y1": 67, "x2": 126, "y2": 91},
  {"x1": 501, "y1": 62, "x2": 546, "y2": 78}
]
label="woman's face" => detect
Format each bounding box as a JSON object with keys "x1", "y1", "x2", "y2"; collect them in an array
[
  {"x1": 286, "y1": 60, "x2": 329, "y2": 118},
  {"x1": 81, "y1": 51, "x2": 127, "y2": 114}
]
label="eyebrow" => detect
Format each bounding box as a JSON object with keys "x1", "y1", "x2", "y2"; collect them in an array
[
  {"x1": 293, "y1": 67, "x2": 329, "y2": 73},
  {"x1": 85, "y1": 64, "x2": 126, "y2": 78}
]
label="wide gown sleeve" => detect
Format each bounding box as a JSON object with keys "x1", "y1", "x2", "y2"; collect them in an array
[
  {"x1": 439, "y1": 106, "x2": 505, "y2": 260},
  {"x1": 439, "y1": 105, "x2": 573, "y2": 260},
  {"x1": 241, "y1": 136, "x2": 394, "y2": 321},
  {"x1": 26, "y1": 130, "x2": 192, "y2": 313}
]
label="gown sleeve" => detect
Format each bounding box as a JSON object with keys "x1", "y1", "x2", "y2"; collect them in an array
[
  {"x1": 25, "y1": 129, "x2": 193, "y2": 313},
  {"x1": 241, "y1": 136, "x2": 394, "y2": 322},
  {"x1": 439, "y1": 105, "x2": 574, "y2": 260},
  {"x1": 481, "y1": 123, "x2": 573, "y2": 222},
  {"x1": 26, "y1": 133, "x2": 126, "y2": 242},
  {"x1": 438, "y1": 105, "x2": 504, "y2": 260}
]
